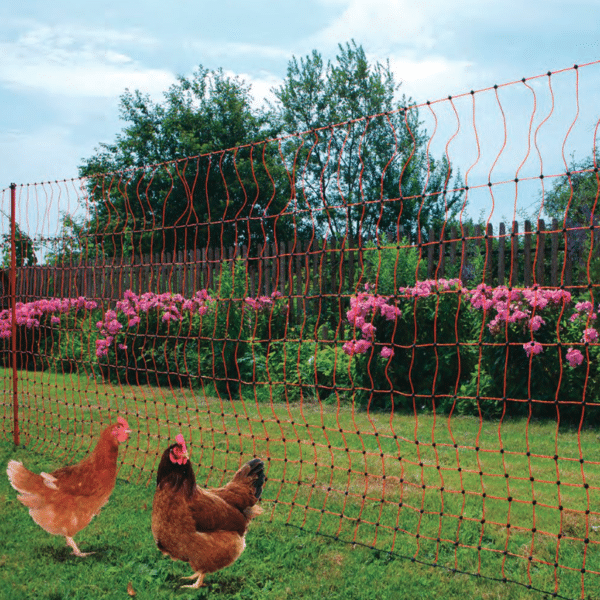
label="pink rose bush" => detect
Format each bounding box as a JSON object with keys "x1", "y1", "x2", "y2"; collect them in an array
[
  {"x1": 2, "y1": 283, "x2": 596, "y2": 374},
  {"x1": 244, "y1": 290, "x2": 283, "y2": 311},
  {"x1": 0, "y1": 297, "x2": 97, "y2": 339},
  {"x1": 342, "y1": 284, "x2": 402, "y2": 358},
  {"x1": 2, "y1": 280, "x2": 598, "y2": 414},
  {"x1": 466, "y1": 284, "x2": 571, "y2": 336},
  {"x1": 95, "y1": 289, "x2": 214, "y2": 357},
  {"x1": 340, "y1": 280, "x2": 597, "y2": 371},
  {"x1": 0, "y1": 297, "x2": 99, "y2": 371},
  {"x1": 461, "y1": 284, "x2": 597, "y2": 369},
  {"x1": 336, "y1": 279, "x2": 600, "y2": 415}
]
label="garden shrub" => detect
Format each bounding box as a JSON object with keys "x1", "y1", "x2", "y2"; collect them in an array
[
  {"x1": 3, "y1": 276, "x2": 600, "y2": 423},
  {"x1": 0, "y1": 298, "x2": 98, "y2": 372}
]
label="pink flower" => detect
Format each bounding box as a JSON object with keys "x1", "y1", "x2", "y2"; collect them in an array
[
  {"x1": 360, "y1": 322, "x2": 376, "y2": 340},
  {"x1": 575, "y1": 301, "x2": 593, "y2": 313},
  {"x1": 355, "y1": 339, "x2": 371, "y2": 354},
  {"x1": 529, "y1": 315, "x2": 545, "y2": 332},
  {"x1": 380, "y1": 346, "x2": 394, "y2": 359},
  {"x1": 566, "y1": 347, "x2": 584, "y2": 367},
  {"x1": 342, "y1": 341, "x2": 356, "y2": 356},
  {"x1": 342, "y1": 339, "x2": 372, "y2": 356},
  {"x1": 380, "y1": 303, "x2": 402, "y2": 321},
  {"x1": 583, "y1": 328, "x2": 599, "y2": 343},
  {"x1": 523, "y1": 341, "x2": 543, "y2": 357},
  {"x1": 106, "y1": 319, "x2": 123, "y2": 335},
  {"x1": 95, "y1": 338, "x2": 111, "y2": 357}
]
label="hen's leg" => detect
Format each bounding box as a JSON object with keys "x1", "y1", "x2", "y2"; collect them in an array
[
  {"x1": 66, "y1": 536, "x2": 94, "y2": 557},
  {"x1": 181, "y1": 572, "x2": 205, "y2": 588}
]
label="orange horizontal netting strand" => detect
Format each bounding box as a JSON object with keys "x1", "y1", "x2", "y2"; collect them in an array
[{"x1": 2, "y1": 61, "x2": 600, "y2": 599}]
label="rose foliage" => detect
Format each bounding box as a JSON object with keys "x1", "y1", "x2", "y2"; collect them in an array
[{"x1": 2, "y1": 280, "x2": 599, "y2": 419}]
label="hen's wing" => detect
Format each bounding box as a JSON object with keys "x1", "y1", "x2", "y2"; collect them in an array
[
  {"x1": 48, "y1": 461, "x2": 116, "y2": 498},
  {"x1": 188, "y1": 488, "x2": 250, "y2": 536}
]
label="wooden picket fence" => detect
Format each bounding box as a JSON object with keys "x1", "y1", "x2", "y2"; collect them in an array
[{"x1": 3, "y1": 218, "x2": 597, "y2": 308}]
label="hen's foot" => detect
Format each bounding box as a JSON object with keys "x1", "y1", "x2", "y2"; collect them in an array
[
  {"x1": 181, "y1": 572, "x2": 205, "y2": 588},
  {"x1": 66, "y1": 536, "x2": 94, "y2": 557}
]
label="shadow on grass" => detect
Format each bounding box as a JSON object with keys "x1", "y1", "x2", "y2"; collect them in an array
[{"x1": 33, "y1": 542, "x2": 126, "y2": 563}]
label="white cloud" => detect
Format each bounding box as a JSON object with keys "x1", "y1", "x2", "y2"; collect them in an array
[
  {"x1": 386, "y1": 55, "x2": 476, "y2": 104},
  {"x1": 188, "y1": 39, "x2": 292, "y2": 63},
  {"x1": 0, "y1": 24, "x2": 176, "y2": 98},
  {"x1": 312, "y1": 0, "x2": 475, "y2": 52},
  {"x1": 300, "y1": 0, "x2": 485, "y2": 107}
]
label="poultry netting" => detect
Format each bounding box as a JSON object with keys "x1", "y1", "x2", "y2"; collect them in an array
[{"x1": 2, "y1": 61, "x2": 600, "y2": 599}]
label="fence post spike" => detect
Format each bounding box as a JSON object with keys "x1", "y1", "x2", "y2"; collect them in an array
[{"x1": 10, "y1": 183, "x2": 19, "y2": 446}]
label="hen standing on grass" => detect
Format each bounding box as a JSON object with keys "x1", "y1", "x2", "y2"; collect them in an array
[
  {"x1": 152, "y1": 434, "x2": 265, "y2": 589},
  {"x1": 6, "y1": 417, "x2": 131, "y2": 557}
]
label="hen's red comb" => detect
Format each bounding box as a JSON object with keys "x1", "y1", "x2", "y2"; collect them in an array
[
  {"x1": 175, "y1": 433, "x2": 186, "y2": 447},
  {"x1": 117, "y1": 417, "x2": 129, "y2": 428}
]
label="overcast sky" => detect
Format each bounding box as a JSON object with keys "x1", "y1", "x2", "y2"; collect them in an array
[{"x1": 2, "y1": 0, "x2": 600, "y2": 223}]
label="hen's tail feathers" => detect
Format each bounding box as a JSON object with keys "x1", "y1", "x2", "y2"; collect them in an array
[
  {"x1": 6, "y1": 460, "x2": 46, "y2": 506},
  {"x1": 245, "y1": 458, "x2": 265, "y2": 501},
  {"x1": 7, "y1": 460, "x2": 34, "y2": 492}
]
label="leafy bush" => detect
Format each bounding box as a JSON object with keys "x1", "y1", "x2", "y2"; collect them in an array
[
  {"x1": 0, "y1": 298, "x2": 98, "y2": 372},
  {"x1": 3, "y1": 278, "x2": 599, "y2": 423},
  {"x1": 363, "y1": 234, "x2": 422, "y2": 293},
  {"x1": 336, "y1": 281, "x2": 600, "y2": 419},
  {"x1": 94, "y1": 289, "x2": 216, "y2": 387},
  {"x1": 468, "y1": 285, "x2": 600, "y2": 419},
  {"x1": 93, "y1": 258, "x2": 288, "y2": 392},
  {"x1": 339, "y1": 279, "x2": 478, "y2": 410}
]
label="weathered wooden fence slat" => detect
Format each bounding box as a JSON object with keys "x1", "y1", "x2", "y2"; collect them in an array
[{"x1": 4, "y1": 220, "x2": 596, "y2": 307}]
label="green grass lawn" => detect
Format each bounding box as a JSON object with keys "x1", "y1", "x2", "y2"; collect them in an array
[{"x1": 1, "y1": 367, "x2": 599, "y2": 599}]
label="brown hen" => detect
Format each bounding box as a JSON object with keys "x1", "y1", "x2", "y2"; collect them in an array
[
  {"x1": 6, "y1": 417, "x2": 131, "y2": 556},
  {"x1": 151, "y1": 434, "x2": 264, "y2": 589}
]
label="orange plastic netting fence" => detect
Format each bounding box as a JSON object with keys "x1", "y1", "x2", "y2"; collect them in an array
[{"x1": 2, "y1": 61, "x2": 600, "y2": 598}]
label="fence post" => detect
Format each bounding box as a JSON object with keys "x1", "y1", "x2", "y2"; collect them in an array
[
  {"x1": 551, "y1": 218, "x2": 559, "y2": 287},
  {"x1": 498, "y1": 222, "x2": 506, "y2": 286},
  {"x1": 536, "y1": 219, "x2": 546, "y2": 285},
  {"x1": 427, "y1": 227, "x2": 435, "y2": 279},
  {"x1": 524, "y1": 220, "x2": 532, "y2": 287},
  {"x1": 10, "y1": 183, "x2": 19, "y2": 446},
  {"x1": 510, "y1": 221, "x2": 519, "y2": 288},
  {"x1": 485, "y1": 223, "x2": 493, "y2": 286}
]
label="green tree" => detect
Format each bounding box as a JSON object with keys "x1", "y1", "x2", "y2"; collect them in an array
[
  {"x1": 1, "y1": 221, "x2": 37, "y2": 267},
  {"x1": 542, "y1": 153, "x2": 600, "y2": 224},
  {"x1": 269, "y1": 41, "x2": 463, "y2": 242},
  {"x1": 542, "y1": 153, "x2": 600, "y2": 282},
  {"x1": 44, "y1": 213, "x2": 90, "y2": 266},
  {"x1": 79, "y1": 67, "x2": 294, "y2": 259}
]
